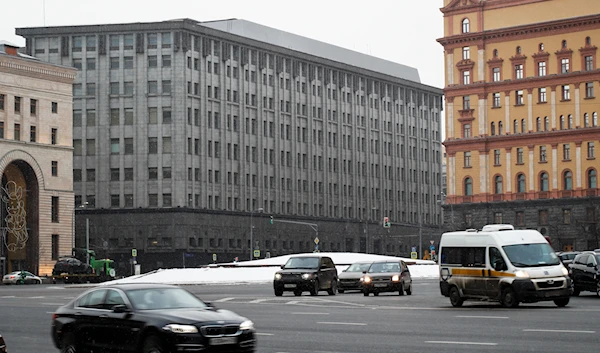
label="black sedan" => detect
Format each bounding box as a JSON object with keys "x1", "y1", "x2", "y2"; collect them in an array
[
  {"x1": 51, "y1": 283, "x2": 255, "y2": 352},
  {"x1": 361, "y1": 261, "x2": 412, "y2": 296}
]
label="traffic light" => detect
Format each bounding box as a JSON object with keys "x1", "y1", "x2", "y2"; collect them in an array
[
  {"x1": 269, "y1": 215, "x2": 274, "y2": 225},
  {"x1": 383, "y1": 217, "x2": 391, "y2": 228}
]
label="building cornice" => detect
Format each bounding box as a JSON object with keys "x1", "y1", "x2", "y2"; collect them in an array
[
  {"x1": 441, "y1": 0, "x2": 549, "y2": 16},
  {"x1": 0, "y1": 55, "x2": 76, "y2": 84}
]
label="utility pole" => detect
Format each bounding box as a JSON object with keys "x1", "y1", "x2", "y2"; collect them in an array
[{"x1": 85, "y1": 218, "x2": 90, "y2": 265}]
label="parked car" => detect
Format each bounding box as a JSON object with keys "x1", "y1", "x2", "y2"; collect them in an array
[
  {"x1": 0, "y1": 333, "x2": 6, "y2": 353},
  {"x1": 361, "y1": 261, "x2": 412, "y2": 296},
  {"x1": 337, "y1": 262, "x2": 372, "y2": 293},
  {"x1": 51, "y1": 283, "x2": 255, "y2": 353},
  {"x1": 2, "y1": 270, "x2": 42, "y2": 285},
  {"x1": 556, "y1": 251, "x2": 581, "y2": 266},
  {"x1": 569, "y1": 251, "x2": 600, "y2": 296},
  {"x1": 273, "y1": 255, "x2": 337, "y2": 296}
]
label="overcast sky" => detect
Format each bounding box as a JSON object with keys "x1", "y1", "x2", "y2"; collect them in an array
[{"x1": 2, "y1": 0, "x2": 445, "y2": 89}]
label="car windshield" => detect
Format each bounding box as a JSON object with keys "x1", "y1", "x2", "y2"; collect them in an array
[
  {"x1": 125, "y1": 288, "x2": 208, "y2": 310},
  {"x1": 368, "y1": 262, "x2": 400, "y2": 273},
  {"x1": 345, "y1": 263, "x2": 371, "y2": 272},
  {"x1": 283, "y1": 257, "x2": 319, "y2": 269},
  {"x1": 503, "y1": 243, "x2": 561, "y2": 267}
]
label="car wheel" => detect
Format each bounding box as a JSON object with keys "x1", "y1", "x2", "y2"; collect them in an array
[
  {"x1": 38, "y1": 279, "x2": 43, "y2": 285},
  {"x1": 373, "y1": 291, "x2": 379, "y2": 296},
  {"x1": 501, "y1": 287, "x2": 519, "y2": 308},
  {"x1": 572, "y1": 286, "x2": 580, "y2": 296},
  {"x1": 294, "y1": 290, "x2": 302, "y2": 296},
  {"x1": 398, "y1": 283, "x2": 405, "y2": 296},
  {"x1": 405, "y1": 284, "x2": 412, "y2": 296},
  {"x1": 309, "y1": 280, "x2": 319, "y2": 296},
  {"x1": 363, "y1": 290, "x2": 369, "y2": 296},
  {"x1": 327, "y1": 280, "x2": 337, "y2": 295},
  {"x1": 449, "y1": 286, "x2": 463, "y2": 307},
  {"x1": 143, "y1": 335, "x2": 167, "y2": 353},
  {"x1": 338, "y1": 289, "x2": 345, "y2": 294},
  {"x1": 274, "y1": 289, "x2": 283, "y2": 297},
  {"x1": 554, "y1": 298, "x2": 570, "y2": 307},
  {"x1": 596, "y1": 282, "x2": 600, "y2": 297},
  {"x1": 60, "y1": 332, "x2": 77, "y2": 353}
]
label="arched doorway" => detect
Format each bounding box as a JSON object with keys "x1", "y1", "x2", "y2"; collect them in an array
[{"x1": 1, "y1": 160, "x2": 39, "y2": 275}]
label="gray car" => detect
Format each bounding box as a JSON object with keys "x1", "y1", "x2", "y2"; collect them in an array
[
  {"x1": 2, "y1": 271, "x2": 43, "y2": 285},
  {"x1": 337, "y1": 262, "x2": 372, "y2": 293}
]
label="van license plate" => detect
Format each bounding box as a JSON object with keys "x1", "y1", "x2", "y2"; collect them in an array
[
  {"x1": 210, "y1": 337, "x2": 237, "y2": 345},
  {"x1": 284, "y1": 284, "x2": 297, "y2": 288}
]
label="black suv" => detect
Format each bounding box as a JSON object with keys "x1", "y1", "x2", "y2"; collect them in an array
[
  {"x1": 273, "y1": 256, "x2": 337, "y2": 296},
  {"x1": 569, "y1": 251, "x2": 600, "y2": 297}
]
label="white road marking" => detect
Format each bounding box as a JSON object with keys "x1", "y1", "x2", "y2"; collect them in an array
[
  {"x1": 214, "y1": 297, "x2": 235, "y2": 302},
  {"x1": 426, "y1": 341, "x2": 498, "y2": 346},
  {"x1": 255, "y1": 332, "x2": 274, "y2": 336},
  {"x1": 0, "y1": 296, "x2": 16, "y2": 299},
  {"x1": 41, "y1": 303, "x2": 67, "y2": 306},
  {"x1": 290, "y1": 312, "x2": 329, "y2": 315},
  {"x1": 523, "y1": 329, "x2": 595, "y2": 334},
  {"x1": 249, "y1": 299, "x2": 268, "y2": 303},
  {"x1": 317, "y1": 321, "x2": 367, "y2": 326},
  {"x1": 27, "y1": 296, "x2": 45, "y2": 299},
  {"x1": 285, "y1": 301, "x2": 299, "y2": 305},
  {"x1": 455, "y1": 315, "x2": 509, "y2": 319}
]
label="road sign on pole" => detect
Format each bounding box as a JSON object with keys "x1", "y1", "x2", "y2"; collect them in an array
[
  {"x1": 430, "y1": 240, "x2": 435, "y2": 245},
  {"x1": 314, "y1": 237, "x2": 319, "y2": 245},
  {"x1": 253, "y1": 249, "x2": 260, "y2": 258},
  {"x1": 410, "y1": 252, "x2": 418, "y2": 259},
  {"x1": 132, "y1": 248, "x2": 137, "y2": 257},
  {"x1": 212, "y1": 253, "x2": 217, "y2": 262}
]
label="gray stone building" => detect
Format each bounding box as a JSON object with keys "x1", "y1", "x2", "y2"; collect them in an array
[{"x1": 17, "y1": 19, "x2": 443, "y2": 272}]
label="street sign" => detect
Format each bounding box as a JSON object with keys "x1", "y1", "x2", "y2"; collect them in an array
[
  {"x1": 253, "y1": 249, "x2": 261, "y2": 258},
  {"x1": 410, "y1": 251, "x2": 418, "y2": 259},
  {"x1": 431, "y1": 250, "x2": 436, "y2": 256},
  {"x1": 430, "y1": 245, "x2": 435, "y2": 251},
  {"x1": 430, "y1": 240, "x2": 435, "y2": 245},
  {"x1": 411, "y1": 246, "x2": 417, "y2": 252},
  {"x1": 314, "y1": 237, "x2": 319, "y2": 245},
  {"x1": 131, "y1": 249, "x2": 137, "y2": 257},
  {"x1": 212, "y1": 253, "x2": 217, "y2": 262}
]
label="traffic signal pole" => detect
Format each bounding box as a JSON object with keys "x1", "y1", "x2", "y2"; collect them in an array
[{"x1": 269, "y1": 218, "x2": 319, "y2": 250}]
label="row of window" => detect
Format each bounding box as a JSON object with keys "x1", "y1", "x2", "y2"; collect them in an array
[
  {"x1": 0, "y1": 122, "x2": 59, "y2": 144},
  {"x1": 0, "y1": 94, "x2": 59, "y2": 115},
  {"x1": 462, "y1": 169, "x2": 597, "y2": 195}
]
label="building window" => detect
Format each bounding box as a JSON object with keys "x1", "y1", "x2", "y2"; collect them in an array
[
  {"x1": 462, "y1": 47, "x2": 470, "y2": 60},
  {"x1": 563, "y1": 209, "x2": 571, "y2": 225},
  {"x1": 464, "y1": 151, "x2": 471, "y2": 167},
  {"x1": 494, "y1": 175, "x2": 503, "y2": 194},
  {"x1": 539, "y1": 146, "x2": 547, "y2": 162},
  {"x1": 464, "y1": 177, "x2": 473, "y2": 196},
  {"x1": 29, "y1": 126, "x2": 36, "y2": 142},
  {"x1": 0, "y1": 94, "x2": 4, "y2": 110},
  {"x1": 515, "y1": 90, "x2": 524, "y2": 105},
  {"x1": 514, "y1": 64, "x2": 523, "y2": 79},
  {"x1": 594, "y1": 112, "x2": 598, "y2": 126},
  {"x1": 562, "y1": 85, "x2": 570, "y2": 100},
  {"x1": 493, "y1": 92, "x2": 501, "y2": 107},
  {"x1": 586, "y1": 82, "x2": 594, "y2": 98},
  {"x1": 51, "y1": 234, "x2": 59, "y2": 260},
  {"x1": 539, "y1": 209, "x2": 548, "y2": 225},
  {"x1": 51, "y1": 196, "x2": 59, "y2": 222},
  {"x1": 517, "y1": 148, "x2": 524, "y2": 164},
  {"x1": 564, "y1": 170, "x2": 573, "y2": 190},
  {"x1": 462, "y1": 70, "x2": 470, "y2": 85},
  {"x1": 462, "y1": 96, "x2": 470, "y2": 110},
  {"x1": 563, "y1": 144, "x2": 571, "y2": 160},
  {"x1": 491, "y1": 122, "x2": 496, "y2": 136},
  {"x1": 588, "y1": 169, "x2": 597, "y2": 188},
  {"x1": 494, "y1": 150, "x2": 501, "y2": 165},
  {"x1": 51, "y1": 161, "x2": 58, "y2": 176},
  {"x1": 492, "y1": 67, "x2": 500, "y2": 82},
  {"x1": 517, "y1": 173, "x2": 526, "y2": 193},
  {"x1": 537, "y1": 61, "x2": 546, "y2": 76},
  {"x1": 516, "y1": 211, "x2": 525, "y2": 226},
  {"x1": 14, "y1": 96, "x2": 21, "y2": 113},
  {"x1": 463, "y1": 123, "x2": 471, "y2": 138},
  {"x1": 30, "y1": 99, "x2": 37, "y2": 116},
  {"x1": 540, "y1": 172, "x2": 549, "y2": 191},
  {"x1": 588, "y1": 142, "x2": 595, "y2": 159},
  {"x1": 14, "y1": 123, "x2": 20, "y2": 141},
  {"x1": 538, "y1": 87, "x2": 547, "y2": 103},
  {"x1": 585, "y1": 55, "x2": 594, "y2": 71},
  {"x1": 544, "y1": 116, "x2": 549, "y2": 131},
  {"x1": 561, "y1": 58, "x2": 570, "y2": 73},
  {"x1": 462, "y1": 18, "x2": 470, "y2": 33}
]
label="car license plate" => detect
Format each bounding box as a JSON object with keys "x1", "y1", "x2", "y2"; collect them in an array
[
  {"x1": 374, "y1": 283, "x2": 387, "y2": 288},
  {"x1": 284, "y1": 284, "x2": 297, "y2": 288},
  {"x1": 209, "y1": 337, "x2": 237, "y2": 345}
]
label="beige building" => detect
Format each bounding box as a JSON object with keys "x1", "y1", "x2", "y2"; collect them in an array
[{"x1": 0, "y1": 41, "x2": 77, "y2": 276}]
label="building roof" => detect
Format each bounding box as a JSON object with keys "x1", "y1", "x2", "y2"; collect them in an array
[{"x1": 199, "y1": 19, "x2": 421, "y2": 83}]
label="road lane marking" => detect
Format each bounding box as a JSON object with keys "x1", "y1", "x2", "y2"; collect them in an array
[
  {"x1": 255, "y1": 332, "x2": 274, "y2": 336},
  {"x1": 523, "y1": 329, "x2": 595, "y2": 334},
  {"x1": 426, "y1": 341, "x2": 498, "y2": 346},
  {"x1": 317, "y1": 321, "x2": 367, "y2": 326},
  {"x1": 249, "y1": 299, "x2": 268, "y2": 303},
  {"x1": 290, "y1": 312, "x2": 329, "y2": 315},
  {"x1": 455, "y1": 315, "x2": 509, "y2": 319},
  {"x1": 0, "y1": 296, "x2": 16, "y2": 298},
  {"x1": 214, "y1": 297, "x2": 234, "y2": 302}
]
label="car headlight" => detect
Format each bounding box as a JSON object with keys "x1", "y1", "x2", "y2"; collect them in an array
[
  {"x1": 561, "y1": 267, "x2": 569, "y2": 276},
  {"x1": 392, "y1": 275, "x2": 400, "y2": 282},
  {"x1": 239, "y1": 320, "x2": 254, "y2": 331},
  {"x1": 274, "y1": 273, "x2": 282, "y2": 280},
  {"x1": 163, "y1": 324, "x2": 198, "y2": 333},
  {"x1": 301, "y1": 273, "x2": 314, "y2": 280},
  {"x1": 515, "y1": 270, "x2": 529, "y2": 278},
  {"x1": 362, "y1": 276, "x2": 371, "y2": 284}
]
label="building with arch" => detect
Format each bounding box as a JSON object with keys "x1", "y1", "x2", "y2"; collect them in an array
[
  {"x1": 438, "y1": 0, "x2": 600, "y2": 250},
  {"x1": 0, "y1": 41, "x2": 77, "y2": 276}
]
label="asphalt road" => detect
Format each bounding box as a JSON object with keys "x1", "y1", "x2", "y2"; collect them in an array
[{"x1": 1, "y1": 279, "x2": 599, "y2": 353}]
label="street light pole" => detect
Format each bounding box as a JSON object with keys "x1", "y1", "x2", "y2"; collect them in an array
[
  {"x1": 250, "y1": 207, "x2": 263, "y2": 260},
  {"x1": 85, "y1": 218, "x2": 90, "y2": 265}
]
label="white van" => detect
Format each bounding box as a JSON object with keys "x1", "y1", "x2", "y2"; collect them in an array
[{"x1": 438, "y1": 224, "x2": 572, "y2": 308}]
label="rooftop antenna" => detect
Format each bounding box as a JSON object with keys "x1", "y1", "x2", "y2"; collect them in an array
[{"x1": 43, "y1": 0, "x2": 46, "y2": 26}]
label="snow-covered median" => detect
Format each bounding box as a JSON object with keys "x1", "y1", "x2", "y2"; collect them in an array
[{"x1": 105, "y1": 252, "x2": 439, "y2": 285}]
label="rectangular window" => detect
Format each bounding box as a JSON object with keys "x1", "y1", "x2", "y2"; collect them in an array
[
  {"x1": 563, "y1": 144, "x2": 571, "y2": 160},
  {"x1": 493, "y1": 93, "x2": 501, "y2": 107},
  {"x1": 110, "y1": 168, "x2": 120, "y2": 181},
  {"x1": 30, "y1": 99, "x2": 37, "y2": 116},
  {"x1": 462, "y1": 46, "x2": 470, "y2": 60},
  {"x1": 463, "y1": 123, "x2": 471, "y2": 138},
  {"x1": 492, "y1": 67, "x2": 500, "y2": 82},
  {"x1": 539, "y1": 146, "x2": 547, "y2": 162},
  {"x1": 51, "y1": 196, "x2": 59, "y2": 222},
  {"x1": 439, "y1": 246, "x2": 486, "y2": 267},
  {"x1": 516, "y1": 211, "x2": 525, "y2": 226},
  {"x1": 561, "y1": 58, "x2": 570, "y2": 73},
  {"x1": 87, "y1": 58, "x2": 96, "y2": 70},
  {"x1": 536, "y1": 61, "x2": 546, "y2": 77},
  {"x1": 494, "y1": 149, "x2": 501, "y2": 165},
  {"x1": 539, "y1": 210, "x2": 548, "y2": 225},
  {"x1": 562, "y1": 85, "x2": 570, "y2": 100},
  {"x1": 51, "y1": 128, "x2": 57, "y2": 145},
  {"x1": 516, "y1": 148, "x2": 524, "y2": 164},
  {"x1": 14, "y1": 96, "x2": 21, "y2": 113},
  {"x1": 586, "y1": 82, "x2": 594, "y2": 98},
  {"x1": 462, "y1": 71, "x2": 470, "y2": 85},
  {"x1": 514, "y1": 64, "x2": 523, "y2": 79},
  {"x1": 162, "y1": 80, "x2": 171, "y2": 94},
  {"x1": 148, "y1": 137, "x2": 158, "y2": 154},
  {"x1": 538, "y1": 87, "x2": 547, "y2": 103},
  {"x1": 110, "y1": 138, "x2": 120, "y2": 154},
  {"x1": 51, "y1": 161, "x2": 58, "y2": 176},
  {"x1": 585, "y1": 55, "x2": 594, "y2": 71},
  {"x1": 464, "y1": 151, "x2": 471, "y2": 167},
  {"x1": 588, "y1": 142, "x2": 595, "y2": 159},
  {"x1": 162, "y1": 55, "x2": 171, "y2": 67},
  {"x1": 86, "y1": 169, "x2": 95, "y2": 181},
  {"x1": 563, "y1": 209, "x2": 571, "y2": 225},
  {"x1": 515, "y1": 90, "x2": 524, "y2": 105},
  {"x1": 0, "y1": 94, "x2": 4, "y2": 111},
  {"x1": 0, "y1": 122, "x2": 3, "y2": 139},
  {"x1": 29, "y1": 126, "x2": 36, "y2": 142},
  {"x1": 51, "y1": 234, "x2": 60, "y2": 260},
  {"x1": 14, "y1": 123, "x2": 20, "y2": 141},
  {"x1": 148, "y1": 167, "x2": 158, "y2": 180},
  {"x1": 462, "y1": 96, "x2": 470, "y2": 110},
  {"x1": 148, "y1": 55, "x2": 157, "y2": 67}
]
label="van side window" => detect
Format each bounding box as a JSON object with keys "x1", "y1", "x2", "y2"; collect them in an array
[
  {"x1": 440, "y1": 246, "x2": 486, "y2": 267},
  {"x1": 489, "y1": 247, "x2": 506, "y2": 270}
]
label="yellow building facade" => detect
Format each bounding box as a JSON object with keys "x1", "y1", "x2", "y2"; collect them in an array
[{"x1": 439, "y1": 0, "x2": 600, "y2": 250}]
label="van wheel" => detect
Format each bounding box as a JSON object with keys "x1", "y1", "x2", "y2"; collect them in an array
[
  {"x1": 449, "y1": 286, "x2": 463, "y2": 307},
  {"x1": 501, "y1": 287, "x2": 519, "y2": 308},
  {"x1": 554, "y1": 298, "x2": 569, "y2": 307}
]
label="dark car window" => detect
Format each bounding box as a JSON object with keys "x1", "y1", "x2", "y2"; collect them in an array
[
  {"x1": 322, "y1": 258, "x2": 335, "y2": 268},
  {"x1": 77, "y1": 289, "x2": 108, "y2": 309},
  {"x1": 284, "y1": 257, "x2": 319, "y2": 269},
  {"x1": 105, "y1": 290, "x2": 126, "y2": 308},
  {"x1": 345, "y1": 263, "x2": 371, "y2": 272},
  {"x1": 369, "y1": 262, "x2": 400, "y2": 273},
  {"x1": 126, "y1": 288, "x2": 207, "y2": 310},
  {"x1": 576, "y1": 254, "x2": 589, "y2": 265}
]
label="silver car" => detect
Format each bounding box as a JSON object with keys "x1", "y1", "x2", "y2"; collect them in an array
[{"x1": 2, "y1": 271, "x2": 43, "y2": 285}]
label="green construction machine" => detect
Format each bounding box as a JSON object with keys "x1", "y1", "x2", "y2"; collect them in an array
[{"x1": 52, "y1": 248, "x2": 117, "y2": 284}]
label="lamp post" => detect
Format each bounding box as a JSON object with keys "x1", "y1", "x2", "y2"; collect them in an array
[
  {"x1": 440, "y1": 192, "x2": 454, "y2": 230},
  {"x1": 75, "y1": 202, "x2": 89, "y2": 264},
  {"x1": 250, "y1": 207, "x2": 263, "y2": 260}
]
